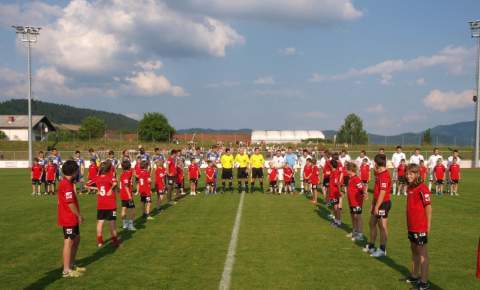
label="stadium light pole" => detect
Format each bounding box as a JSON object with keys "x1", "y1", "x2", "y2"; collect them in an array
[
  {"x1": 470, "y1": 21, "x2": 480, "y2": 167},
  {"x1": 12, "y1": 26, "x2": 41, "y2": 167}
]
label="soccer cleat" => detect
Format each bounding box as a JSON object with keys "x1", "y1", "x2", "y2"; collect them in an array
[
  {"x1": 370, "y1": 248, "x2": 387, "y2": 257},
  {"x1": 346, "y1": 232, "x2": 353, "y2": 238},
  {"x1": 97, "y1": 243, "x2": 103, "y2": 248},
  {"x1": 362, "y1": 245, "x2": 375, "y2": 254},
  {"x1": 62, "y1": 270, "x2": 82, "y2": 278},
  {"x1": 128, "y1": 224, "x2": 137, "y2": 231},
  {"x1": 72, "y1": 265, "x2": 86, "y2": 273},
  {"x1": 352, "y1": 233, "x2": 364, "y2": 241},
  {"x1": 405, "y1": 276, "x2": 419, "y2": 284},
  {"x1": 147, "y1": 216, "x2": 154, "y2": 220},
  {"x1": 416, "y1": 281, "x2": 430, "y2": 290}
]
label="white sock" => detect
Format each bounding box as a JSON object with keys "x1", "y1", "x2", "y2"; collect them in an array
[{"x1": 392, "y1": 183, "x2": 397, "y2": 195}]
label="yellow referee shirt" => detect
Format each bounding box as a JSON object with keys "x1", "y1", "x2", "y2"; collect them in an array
[
  {"x1": 221, "y1": 154, "x2": 234, "y2": 169},
  {"x1": 250, "y1": 154, "x2": 265, "y2": 169},
  {"x1": 235, "y1": 154, "x2": 250, "y2": 168}
]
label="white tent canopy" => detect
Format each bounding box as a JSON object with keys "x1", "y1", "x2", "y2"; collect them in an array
[{"x1": 251, "y1": 130, "x2": 325, "y2": 143}]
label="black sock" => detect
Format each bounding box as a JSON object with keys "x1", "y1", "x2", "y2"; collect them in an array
[
  {"x1": 368, "y1": 243, "x2": 375, "y2": 249},
  {"x1": 380, "y1": 245, "x2": 386, "y2": 252},
  {"x1": 229, "y1": 181, "x2": 233, "y2": 189},
  {"x1": 250, "y1": 182, "x2": 255, "y2": 190},
  {"x1": 222, "y1": 182, "x2": 226, "y2": 191}
]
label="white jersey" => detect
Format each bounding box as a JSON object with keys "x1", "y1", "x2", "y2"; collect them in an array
[
  {"x1": 355, "y1": 156, "x2": 371, "y2": 168},
  {"x1": 299, "y1": 155, "x2": 312, "y2": 170},
  {"x1": 272, "y1": 156, "x2": 285, "y2": 169},
  {"x1": 339, "y1": 154, "x2": 351, "y2": 166},
  {"x1": 391, "y1": 152, "x2": 406, "y2": 168},
  {"x1": 409, "y1": 154, "x2": 424, "y2": 165},
  {"x1": 447, "y1": 155, "x2": 461, "y2": 166},
  {"x1": 427, "y1": 154, "x2": 443, "y2": 169}
]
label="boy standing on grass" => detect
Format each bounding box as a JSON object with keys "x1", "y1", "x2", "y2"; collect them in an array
[
  {"x1": 138, "y1": 160, "x2": 154, "y2": 220},
  {"x1": 363, "y1": 154, "x2": 391, "y2": 258},
  {"x1": 154, "y1": 160, "x2": 167, "y2": 210},
  {"x1": 360, "y1": 158, "x2": 370, "y2": 195},
  {"x1": 95, "y1": 161, "x2": 120, "y2": 248},
  {"x1": 433, "y1": 159, "x2": 446, "y2": 195},
  {"x1": 397, "y1": 159, "x2": 407, "y2": 196},
  {"x1": 448, "y1": 157, "x2": 461, "y2": 196},
  {"x1": 346, "y1": 162, "x2": 366, "y2": 241},
  {"x1": 57, "y1": 160, "x2": 85, "y2": 278},
  {"x1": 188, "y1": 158, "x2": 200, "y2": 196},
  {"x1": 176, "y1": 159, "x2": 185, "y2": 196},
  {"x1": 405, "y1": 164, "x2": 432, "y2": 290},
  {"x1": 310, "y1": 158, "x2": 320, "y2": 204},
  {"x1": 46, "y1": 159, "x2": 57, "y2": 195},
  {"x1": 267, "y1": 162, "x2": 278, "y2": 193},
  {"x1": 86, "y1": 159, "x2": 98, "y2": 194},
  {"x1": 120, "y1": 160, "x2": 136, "y2": 231},
  {"x1": 73, "y1": 151, "x2": 85, "y2": 194},
  {"x1": 31, "y1": 158, "x2": 43, "y2": 196},
  {"x1": 303, "y1": 158, "x2": 313, "y2": 196},
  {"x1": 328, "y1": 159, "x2": 342, "y2": 227},
  {"x1": 419, "y1": 160, "x2": 428, "y2": 183},
  {"x1": 283, "y1": 163, "x2": 294, "y2": 195},
  {"x1": 166, "y1": 150, "x2": 177, "y2": 203},
  {"x1": 205, "y1": 160, "x2": 216, "y2": 194}
]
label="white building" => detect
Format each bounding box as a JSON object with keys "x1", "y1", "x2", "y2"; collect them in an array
[
  {"x1": 251, "y1": 130, "x2": 325, "y2": 144},
  {"x1": 0, "y1": 115, "x2": 56, "y2": 141}
]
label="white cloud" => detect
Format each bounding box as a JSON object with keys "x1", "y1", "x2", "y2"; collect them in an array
[
  {"x1": 170, "y1": 0, "x2": 363, "y2": 25},
  {"x1": 304, "y1": 111, "x2": 328, "y2": 119},
  {"x1": 36, "y1": 67, "x2": 66, "y2": 86},
  {"x1": 366, "y1": 104, "x2": 385, "y2": 113},
  {"x1": 0, "y1": 2, "x2": 62, "y2": 27},
  {"x1": 135, "y1": 60, "x2": 163, "y2": 71},
  {"x1": 205, "y1": 81, "x2": 241, "y2": 88},
  {"x1": 416, "y1": 78, "x2": 426, "y2": 86},
  {"x1": 126, "y1": 71, "x2": 188, "y2": 97},
  {"x1": 309, "y1": 46, "x2": 473, "y2": 83},
  {"x1": 423, "y1": 89, "x2": 474, "y2": 112},
  {"x1": 0, "y1": 66, "x2": 25, "y2": 98},
  {"x1": 278, "y1": 47, "x2": 297, "y2": 56},
  {"x1": 254, "y1": 76, "x2": 275, "y2": 85}
]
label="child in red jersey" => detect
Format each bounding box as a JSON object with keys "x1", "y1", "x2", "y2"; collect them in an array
[
  {"x1": 448, "y1": 157, "x2": 461, "y2": 196},
  {"x1": 86, "y1": 159, "x2": 99, "y2": 194},
  {"x1": 188, "y1": 158, "x2": 200, "y2": 196},
  {"x1": 95, "y1": 161, "x2": 119, "y2": 248},
  {"x1": 397, "y1": 159, "x2": 407, "y2": 196},
  {"x1": 176, "y1": 160, "x2": 185, "y2": 196},
  {"x1": 433, "y1": 159, "x2": 446, "y2": 195},
  {"x1": 119, "y1": 160, "x2": 136, "y2": 231},
  {"x1": 310, "y1": 158, "x2": 320, "y2": 204},
  {"x1": 283, "y1": 163, "x2": 294, "y2": 195},
  {"x1": 328, "y1": 159, "x2": 342, "y2": 227},
  {"x1": 205, "y1": 160, "x2": 216, "y2": 194},
  {"x1": 154, "y1": 160, "x2": 166, "y2": 210},
  {"x1": 46, "y1": 159, "x2": 57, "y2": 195},
  {"x1": 346, "y1": 162, "x2": 366, "y2": 241},
  {"x1": 267, "y1": 162, "x2": 278, "y2": 193},
  {"x1": 364, "y1": 154, "x2": 391, "y2": 258},
  {"x1": 134, "y1": 156, "x2": 142, "y2": 194},
  {"x1": 419, "y1": 160, "x2": 428, "y2": 183},
  {"x1": 321, "y1": 153, "x2": 332, "y2": 200},
  {"x1": 405, "y1": 164, "x2": 432, "y2": 290},
  {"x1": 137, "y1": 160, "x2": 153, "y2": 219},
  {"x1": 303, "y1": 158, "x2": 313, "y2": 195},
  {"x1": 31, "y1": 158, "x2": 43, "y2": 196},
  {"x1": 57, "y1": 160, "x2": 85, "y2": 278},
  {"x1": 360, "y1": 158, "x2": 370, "y2": 195}
]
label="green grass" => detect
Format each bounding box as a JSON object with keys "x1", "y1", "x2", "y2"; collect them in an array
[{"x1": 0, "y1": 169, "x2": 479, "y2": 289}]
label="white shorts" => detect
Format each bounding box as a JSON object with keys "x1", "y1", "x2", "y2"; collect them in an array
[
  {"x1": 277, "y1": 168, "x2": 284, "y2": 181},
  {"x1": 392, "y1": 168, "x2": 398, "y2": 181}
]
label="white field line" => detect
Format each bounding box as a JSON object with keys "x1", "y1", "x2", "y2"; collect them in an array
[{"x1": 218, "y1": 192, "x2": 245, "y2": 290}]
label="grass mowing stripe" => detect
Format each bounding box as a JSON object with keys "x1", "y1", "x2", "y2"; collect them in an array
[{"x1": 219, "y1": 192, "x2": 245, "y2": 290}]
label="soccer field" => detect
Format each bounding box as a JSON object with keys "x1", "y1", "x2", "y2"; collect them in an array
[{"x1": 0, "y1": 169, "x2": 478, "y2": 290}]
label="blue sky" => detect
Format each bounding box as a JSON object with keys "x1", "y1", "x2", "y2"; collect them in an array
[{"x1": 0, "y1": 0, "x2": 479, "y2": 134}]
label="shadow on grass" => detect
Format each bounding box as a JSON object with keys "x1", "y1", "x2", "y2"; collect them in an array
[{"x1": 23, "y1": 199, "x2": 178, "y2": 290}]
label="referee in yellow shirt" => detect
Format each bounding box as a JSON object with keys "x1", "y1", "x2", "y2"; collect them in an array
[
  {"x1": 220, "y1": 148, "x2": 235, "y2": 192},
  {"x1": 250, "y1": 147, "x2": 265, "y2": 192},
  {"x1": 234, "y1": 147, "x2": 250, "y2": 193}
]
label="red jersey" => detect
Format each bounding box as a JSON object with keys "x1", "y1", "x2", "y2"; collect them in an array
[
  {"x1": 188, "y1": 164, "x2": 200, "y2": 179},
  {"x1": 46, "y1": 164, "x2": 56, "y2": 181},
  {"x1": 96, "y1": 174, "x2": 116, "y2": 210},
  {"x1": 397, "y1": 163, "x2": 407, "y2": 177},
  {"x1": 406, "y1": 183, "x2": 431, "y2": 232},
  {"x1": 205, "y1": 167, "x2": 216, "y2": 183},
  {"x1": 449, "y1": 163, "x2": 460, "y2": 180},
  {"x1": 88, "y1": 163, "x2": 98, "y2": 180},
  {"x1": 283, "y1": 166, "x2": 294, "y2": 183},
  {"x1": 311, "y1": 165, "x2": 320, "y2": 185},
  {"x1": 167, "y1": 156, "x2": 176, "y2": 176},
  {"x1": 138, "y1": 169, "x2": 151, "y2": 196},
  {"x1": 373, "y1": 169, "x2": 391, "y2": 202},
  {"x1": 134, "y1": 162, "x2": 141, "y2": 177},
  {"x1": 347, "y1": 175, "x2": 365, "y2": 207},
  {"x1": 176, "y1": 166, "x2": 184, "y2": 184},
  {"x1": 328, "y1": 170, "x2": 341, "y2": 199},
  {"x1": 119, "y1": 171, "x2": 133, "y2": 201},
  {"x1": 32, "y1": 164, "x2": 43, "y2": 179},
  {"x1": 419, "y1": 165, "x2": 427, "y2": 182},
  {"x1": 303, "y1": 164, "x2": 312, "y2": 181},
  {"x1": 57, "y1": 179, "x2": 79, "y2": 227},
  {"x1": 323, "y1": 160, "x2": 332, "y2": 176},
  {"x1": 360, "y1": 163, "x2": 370, "y2": 181},
  {"x1": 155, "y1": 166, "x2": 166, "y2": 191},
  {"x1": 268, "y1": 168, "x2": 278, "y2": 182},
  {"x1": 434, "y1": 164, "x2": 446, "y2": 180}
]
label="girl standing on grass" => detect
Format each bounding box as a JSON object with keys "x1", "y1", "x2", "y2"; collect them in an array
[{"x1": 405, "y1": 164, "x2": 432, "y2": 290}]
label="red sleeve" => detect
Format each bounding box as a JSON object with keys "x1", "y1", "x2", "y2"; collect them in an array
[{"x1": 420, "y1": 184, "x2": 431, "y2": 207}]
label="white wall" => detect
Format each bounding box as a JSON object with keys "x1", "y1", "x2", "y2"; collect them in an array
[{"x1": 1, "y1": 129, "x2": 28, "y2": 141}]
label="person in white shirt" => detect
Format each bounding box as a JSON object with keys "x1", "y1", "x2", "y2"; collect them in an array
[
  {"x1": 272, "y1": 150, "x2": 285, "y2": 193},
  {"x1": 427, "y1": 147, "x2": 443, "y2": 191},
  {"x1": 391, "y1": 145, "x2": 406, "y2": 195},
  {"x1": 409, "y1": 148, "x2": 424, "y2": 165},
  {"x1": 339, "y1": 149, "x2": 351, "y2": 166},
  {"x1": 299, "y1": 149, "x2": 312, "y2": 194},
  {"x1": 355, "y1": 150, "x2": 371, "y2": 167}
]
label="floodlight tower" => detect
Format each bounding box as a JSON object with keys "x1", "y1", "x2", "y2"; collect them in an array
[{"x1": 12, "y1": 26, "x2": 41, "y2": 167}]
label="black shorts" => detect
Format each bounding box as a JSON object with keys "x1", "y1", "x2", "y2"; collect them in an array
[
  {"x1": 436, "y1": 179, "x2": 443, "y2": 185},
  {"x1": 408, "y1": 231, "x2": 428, "y2": 245},
  {"x1": 167, "y1": 176, "x2": 176, "y2": 186},
  {"x1": 207, "y1": 182, "x2": 215, "y2": 187},
  {"x1": 190, "y1": 178, "x2": 198, "y2": 184},
  {"x1": 451, "y1": 179, "x2": 459, "y2": 184},
  {"x1": 237, "y1": 167, "x2": 248, "y2": 179},
  {"x1": 362, "y1": 180, "x2": 369, "y2": 184},
  {"x1": 32, "y1": 179, "x2": 40, "y2": 185},
  {"x1": 156, "y1": 189, "x2": 165, "y2": 195},
  {"x1": 285, "y1": 180, "x2": 293, "y2": 186},
  {"x1": 323, "y1": 176, "x2": 330, "y2": 187},
  {"x1": 97, "y1": 209, "x2": 117, "y2": 221},
  {"x1": 398, "y1": 176, "x2": 406, "y2": 184},
  {"x1": 121, "y1": 200, "x2": 135, "y2": 208},
  {"x1": 311, "y1": 183, "x2": 319, "y2": 189},
  {"x1": 269, "y1": 181, "x2": 277, "y2": 187},
  {"x1": 343, "y1": 176, "x2": 350, "y2": 187},
  {"x1": 63, "y1": 225, "x2": 80, "y2": 239},
  {"x1": 222, "y1": 168, "x2": 233, "y2": 180},
  {"x1": 373, "y1": 200, "x2": 391, "y2": 219},
  {"x1": 141, "y1": 196, "x2": 152, "y2": 203},
  {"x1": 350, "y1": 206, "x2": 363, "y2": 214},
  {"x1": 252, "y1": 168, "x2": 263, "y2": 178},
  {"x1": 46, "y1": 180, "x2": 55, "y2": 185}
]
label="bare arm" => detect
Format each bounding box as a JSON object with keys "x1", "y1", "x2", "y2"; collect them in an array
[
  {"x1": 68, "y1": 203, "x2": 84, "y2": 224},
  {"x1": 425, "y1": 204, "x2": 432, "y2": 233}
]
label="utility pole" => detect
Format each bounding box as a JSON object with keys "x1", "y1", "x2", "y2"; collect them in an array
[{"x1": 470, "y1": 20, "x2": 480, "y2": 167}]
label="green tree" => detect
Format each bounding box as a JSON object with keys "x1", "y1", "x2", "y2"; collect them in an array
[
  {"x1": 79, "y1": 116, "x2": 106, "y2": 140},
  {"x1": 422, "y1": 128, "x2": 432, "y2": 145},
  {"x1": 337, "y1": 113, "x2": 368, "y2": 145},
  {"x1": 0, "y1": 130, "x2": 7, "y2": 140},
  {"x1": 138, "y1": 113, "x2": 175, "y2": 142}
]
